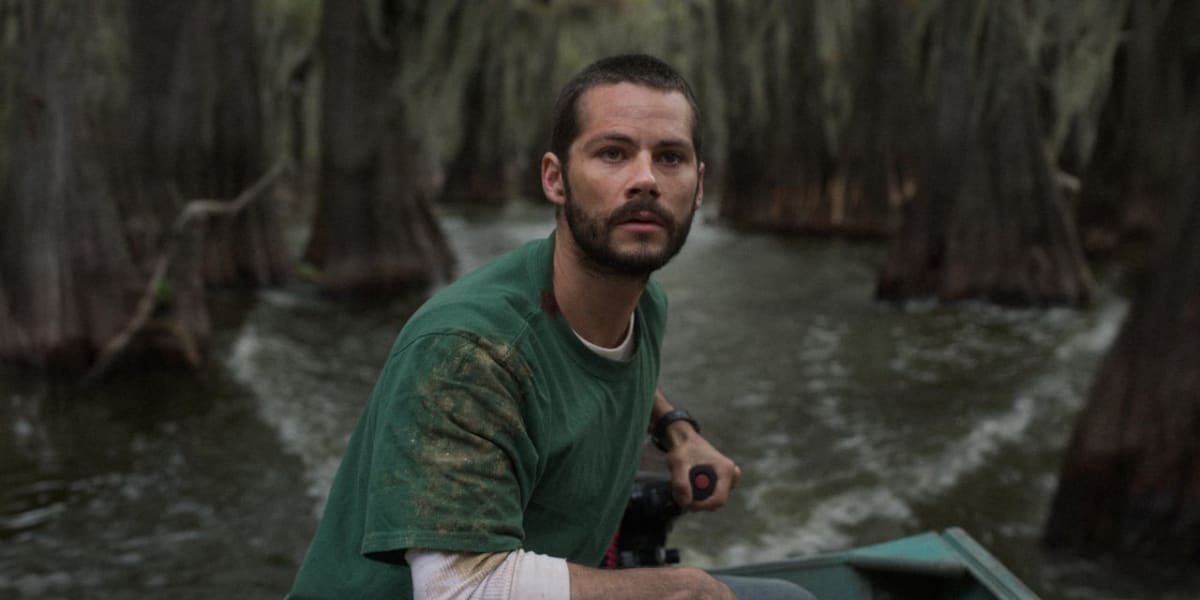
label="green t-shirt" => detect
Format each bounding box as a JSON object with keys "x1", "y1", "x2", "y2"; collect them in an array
[{"x1": 289, "y1": 234, "x2": 666, "y2": 598}]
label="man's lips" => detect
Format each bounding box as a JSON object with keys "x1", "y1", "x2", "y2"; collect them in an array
[
  {"x1": 619, "y1": 210, "x2": 666, "y2": 227},
  {"x1": 608, "y1": 200, "x2": 674, "y2": 234}
]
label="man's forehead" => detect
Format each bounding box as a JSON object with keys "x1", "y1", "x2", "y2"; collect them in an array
[{"x1": 575, "y1": 82, "x2": 695, "y2": 140}]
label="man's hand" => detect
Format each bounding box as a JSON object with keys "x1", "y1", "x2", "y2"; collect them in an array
[
  {"x1": 663, "y1": 421, "x2": 741, "y2": 511},
  {"x1": 650, "y1": 388, "x2": 741, "y2": 511}
]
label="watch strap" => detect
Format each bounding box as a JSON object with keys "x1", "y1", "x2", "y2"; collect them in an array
[{"x1": 652, "y1": 409, "x2": 700, "y2": 452}]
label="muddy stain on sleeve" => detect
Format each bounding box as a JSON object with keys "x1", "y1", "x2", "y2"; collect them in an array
[
  {"x1": 420, "y1": 551, "x2": 510, "y2": 597},
  {"x1": 398, "y1": 333, "x2": 534, "y2": 541}
]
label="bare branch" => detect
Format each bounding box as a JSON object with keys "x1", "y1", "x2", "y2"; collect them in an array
[{"x1": 84, "y1": 158, "x2": 292, "y2": 382}]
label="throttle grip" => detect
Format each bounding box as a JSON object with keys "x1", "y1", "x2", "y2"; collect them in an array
[{"x1": 689, "y1": 465, "x2": 717, "y2": 501}]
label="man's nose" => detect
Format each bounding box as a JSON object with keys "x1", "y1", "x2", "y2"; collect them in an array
[{"x1": 626, "y1": 152, "x2": 660, "y2": 198}]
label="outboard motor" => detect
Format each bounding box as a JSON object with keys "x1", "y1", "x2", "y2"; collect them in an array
[{"x1": 603, "y1": 465, "x2": 716, "y2": 568}]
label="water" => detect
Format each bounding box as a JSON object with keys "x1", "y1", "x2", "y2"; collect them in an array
[{"x1": 2, "y1": 201, "x2": 1197, "y2": 599}]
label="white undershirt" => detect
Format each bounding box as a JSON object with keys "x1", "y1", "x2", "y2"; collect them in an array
[
  {"x1": 573, "y1": 312, "x2": 636, "y2": 362},
  {"x1": 406, "y1": 548, "x2": 569, "y2": 600},
  {"x1": 405, "y1": 314, "x2": 637, "y2": 599}
]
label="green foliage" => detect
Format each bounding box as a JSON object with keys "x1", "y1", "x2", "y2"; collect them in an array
[
  {"x1": 155, "y1": 278, "x2": 174, "y2": 308},
  {"x1": 237, "y1": 0, "x2": 1138, "y2": 217},
  {"x1": 904, "y1": 0, "x2": 1127, "y2": 167},
  {"x1": 1031, "y1": 0, "x2": 1129, "y2": 162},
  {"x1": 297, "y1": 262, "x2": 322, "y2": 283},
  {"x1": 5, "y1": 0, "x2": 1134, "y2": 217},
  {"x1": 298, "y1": 0, "x2": 733, "y2": 167}
]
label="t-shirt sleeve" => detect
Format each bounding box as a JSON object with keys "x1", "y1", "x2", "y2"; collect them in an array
[{"x1": 360, "y1": 332, "x2": 538, "y2": 562}]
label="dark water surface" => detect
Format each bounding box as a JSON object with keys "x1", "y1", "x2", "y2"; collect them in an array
[{"x1": 2, "y1": 203, "x2": 1197, "y2": 599}]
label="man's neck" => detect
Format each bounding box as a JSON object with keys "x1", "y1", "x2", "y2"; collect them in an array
[{"x1": 551, "y1": 225, "x2": 647, "y2": 348}]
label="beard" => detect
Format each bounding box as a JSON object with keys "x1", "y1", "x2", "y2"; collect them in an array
[{"x1": 563, "y1": 179, "x2": 698, "y2": 278}]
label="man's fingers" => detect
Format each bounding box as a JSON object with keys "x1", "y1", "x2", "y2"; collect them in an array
[{"x1": 672, "y1": 476, "x2": 693, "y2": 507}]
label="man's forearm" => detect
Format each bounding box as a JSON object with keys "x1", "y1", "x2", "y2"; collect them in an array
[
  {"x1": 567, "y1": 562, "x2": 736, "y2": 600},
  {"x1": 651, "y1": 388, "x2": 700, "y2": 451},
  {"x1": 407, "y1": 549, "x2": 735, "y2": 600},
  {"x1": 649, "y1": 388, "x2": 740, "y2": 510}
]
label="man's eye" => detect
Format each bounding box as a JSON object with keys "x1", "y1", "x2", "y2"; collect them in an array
[
  {"x1": 658, "y1": 152, "x2": 683, "y2": 165},
  {"x1": 599, "y1": 148, "x2": 624, "y2": 161}
]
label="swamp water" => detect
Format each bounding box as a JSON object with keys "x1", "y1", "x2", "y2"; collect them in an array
[{"x1": 2, "y1": 203, "x2": 1197, "y2": 599}]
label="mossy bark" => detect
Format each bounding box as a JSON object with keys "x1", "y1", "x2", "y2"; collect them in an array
[
  {"x1": 827, "y1": 1, "x2": 919, "y2": 237},
  {"x1": 438, "y1": 60, "x2": 514, "y2": 206},
  {"x1": 876, "y1": 1, "x2": 1093, "y2": 306},
  {"x1": 0, "y1": 1, "x2": 204, "y2": 369},
  {"x1": 128, "y1": 0, "x2": 290, "y2": 287},
  {"x1": 1075, "y1": 0, "x2": 1200, "y2": 255},
  {"x1": 716, "y1": 0, "x2": 832, "y2": 232},
  {"x1": 303, "y1": 0, "x2": 454, "y2": 294},
  {"x1": 1045, "y1": 121, "x2": 1200, "y2": 556}
]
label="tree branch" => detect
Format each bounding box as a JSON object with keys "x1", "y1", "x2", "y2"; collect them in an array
[{"x1": 84, "y1": 158, "x2": 292, "y2": 382}]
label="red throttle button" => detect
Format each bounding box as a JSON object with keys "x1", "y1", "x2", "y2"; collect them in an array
[{"x1": 689, "y1": 465, "x2": 717, "y2": 501}]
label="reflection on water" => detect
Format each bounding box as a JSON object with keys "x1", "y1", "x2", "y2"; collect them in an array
[
  {"x1": 2, "y1": 202, "x2": 1198, "y2": 599},
  {"x1": 0, "y1": 367, "x2": 310, "y2": 599}
]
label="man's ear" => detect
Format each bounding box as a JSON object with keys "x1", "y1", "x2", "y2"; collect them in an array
[
  {"x1": 695, "y1": 161, "x2": 705, "y2": 209},
  {"x1": 542, "y1": 152, "x2": 566, "y2": 207}
]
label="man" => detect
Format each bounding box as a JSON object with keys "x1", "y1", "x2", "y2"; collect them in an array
[{"x1": 289, "y1": 54, "x2": 812, "y2": 599}]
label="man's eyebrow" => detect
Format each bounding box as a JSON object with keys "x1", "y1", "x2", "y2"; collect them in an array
[
  {"x1": 581, "y1": 133, "x2": 693, "y2": 152},
  {"x1": 654, "y1": 138, "x2": 692, "y2": 151},
  {"x1": 582, "y1": 132, "x2": 637, "y2": 147}
]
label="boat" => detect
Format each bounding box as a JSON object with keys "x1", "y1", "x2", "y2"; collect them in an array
[
  {"x1": 713, "y1": 527, "x2": 1041, "y2": 600},
  {"x1": 613, "y1": 469, "x2": 1042, "y2": 599}
]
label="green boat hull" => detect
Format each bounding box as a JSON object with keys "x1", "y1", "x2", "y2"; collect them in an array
[{"x1": 713, "y1": 528, "x2": 1040, "y2": 600}]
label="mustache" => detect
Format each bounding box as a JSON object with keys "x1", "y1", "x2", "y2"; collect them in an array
[{"x1": 607, "y1": 197, "x2": 675, "y2": 230}]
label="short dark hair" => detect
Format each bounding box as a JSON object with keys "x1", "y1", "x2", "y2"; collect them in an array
[{"x1": 548, "y1": 54, "x2": 703, "y2": 167}]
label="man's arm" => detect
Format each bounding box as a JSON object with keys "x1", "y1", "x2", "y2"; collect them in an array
[
  {"x1": 651, "y1": 388, "x2": 742, "y2": 509},
  {"x1": 407, "y1": 548, "x2": 567, "y2": 599},
  {"x1": 408, "y1": 549, "x2": 737, "y2": 600},
  {"x1": 568, "y1": 562, "x2": 737, "y2": 600}
]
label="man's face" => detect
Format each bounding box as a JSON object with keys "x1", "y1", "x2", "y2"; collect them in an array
[{"x1": 546, "y1": 82, "x2": 704, "y2": 277}]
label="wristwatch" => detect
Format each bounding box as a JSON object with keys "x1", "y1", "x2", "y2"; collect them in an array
[{"x1": 651, "y1": 409, "x2": 700, "y2": 452}]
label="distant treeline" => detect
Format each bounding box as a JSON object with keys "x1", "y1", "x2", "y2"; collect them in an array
[{"x1": 0, "y1": 0, "x2": 1195, "y2": 367}]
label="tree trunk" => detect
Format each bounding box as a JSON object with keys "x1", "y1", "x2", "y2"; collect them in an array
[
  {"x1": 514, "y1": 28, "x2": 558, "y2": 204},
  {"x1": 1045, "y1": 119, "x2": 1200, "y2": 556},
  {"x1": 1045, "y1": 2, "x2": 1200, "y2": 557},
  {"x1": 826, "y1": 0, "x2": 919, "y2": 237},
  {"x1": 127, "y1": 0, "x2": 289, "y2": 288},
  {"x1": 0, "y1": 1, "x2": 203, "y2": 369},
  {"x1": 437, "y1": 59, "x2": 513, "y2": 206},
  {"x1": 876, "y1": 1, "x2": 1094, "y2": 306},
  {"x1": 423, "y1": 0, "x2": 544, "y2": 206},
  {"x1": 1075, "y1": 1, "x2": 1198, "y2": 255},
  {"x1": 433, "y1": 0, "x2": 516, "y2": 206},
  {"x1": 716, "y1": 0, "x2": 831, "y2": 232},
  {"x1": 303, "y1": 0, "x2": 454, "y2": 293}
]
